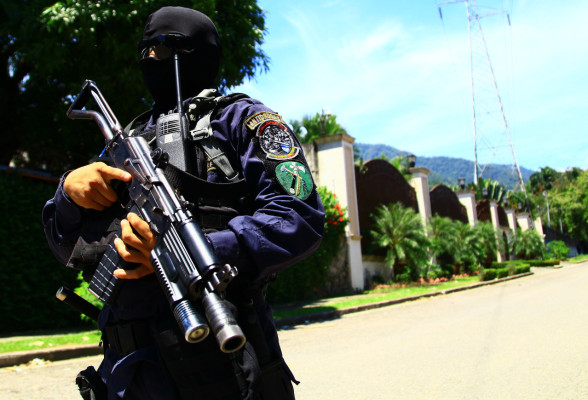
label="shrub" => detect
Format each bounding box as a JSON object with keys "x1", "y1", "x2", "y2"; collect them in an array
[
  {"x1": 480, "y1": 268, "x2": 497, "y2": 281},
  {"x1": 509, "y1": 228, "x2": 546, "y2": 260},
  {"x1": 496, "y1": 267, "x2": 509, "y2": 279},
  {"x1": 528, "y1": 260, "x2": 557, "y2": 267},
  {"x1": 545, "y1": 240, "x2": 569, "y2": 260},
  {"x1": 0, "y1": 171, "x2": 84, "y2": 334},
  {"x1": 267, "y1": 186, "x2": 348, "y2": 303},
  {"x1": 515, "y1": 264, "x2": 531, "y2": 274}
]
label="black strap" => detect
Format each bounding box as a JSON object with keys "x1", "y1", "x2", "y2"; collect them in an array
[
  {"x1": 103, "y1": 319, "x2": 154, "y2": 356},
  {"x1": 188, "y1": 96, "x2": 241, "y2": 182}
]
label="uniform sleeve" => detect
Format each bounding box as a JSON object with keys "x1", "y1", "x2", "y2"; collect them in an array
[
  {"x1": 205, "y1": 100, "x2": 325, "y2": 282},
  {"x1": 41, "y1": 173, "x2": 85, "y2": 265}
]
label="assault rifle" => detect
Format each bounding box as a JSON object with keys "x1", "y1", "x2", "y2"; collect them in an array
[{"x1": 66, "y1": 79, "x2": 246, "y2": 354}]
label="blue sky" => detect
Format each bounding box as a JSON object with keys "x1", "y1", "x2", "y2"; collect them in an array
[{"x1": 232, "y1": 0, "x2": 588, "y2": 173}]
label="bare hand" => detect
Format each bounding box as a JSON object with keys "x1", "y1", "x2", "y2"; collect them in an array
[
  {"x1": 63, "y1": 162, "x2": 132, "y2": 210},
  {"x1": 113, "y1": 212, "x2": 157, "y2": 279}
]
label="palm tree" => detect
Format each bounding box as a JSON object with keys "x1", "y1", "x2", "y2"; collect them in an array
[
  {"x1": 472, "y1": 221, "x2": 498, "y2": 267},
  {"x1": 427, "y1": 216, "x2": 459, "y2": 266},
  {"x1": 509, "y1": 229, "x2": 546, "y2": 260},
  {"x1": 370, "y1": 202, "x2": 430, "y2": 282},
  {"x1": 452, "y1": 222, "x2": 486, "y2": 273},
  {"x1": 290, "y1": 112, "x2": 347, "y2": 143}
]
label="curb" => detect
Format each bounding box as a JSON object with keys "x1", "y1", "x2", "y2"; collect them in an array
[
  {"x1": 0, "y1": 272, "x2": 533, "y2": 368},
  {"x1": 274, "y1": 272, "x2": 534, "y2": 328},
  {"x1": 0, "y1": 344, "x2": 102, "y2": 368}
]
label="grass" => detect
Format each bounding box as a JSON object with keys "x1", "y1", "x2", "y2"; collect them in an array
[
  {"x1": 570, "y1": 254, "x2": 588, "y2": 263},
  {"x1": 0, "y1": 330, "x2": 101, "y2": 354},
  {"x1": 272, "y1": 275, "x2": 480, "y2": 320}
]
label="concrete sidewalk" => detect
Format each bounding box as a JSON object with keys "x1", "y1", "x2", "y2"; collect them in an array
[{"x1": 0, "y1": 269, "x2": 548, "y2": 368}]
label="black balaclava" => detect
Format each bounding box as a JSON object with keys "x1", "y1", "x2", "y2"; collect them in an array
[{"x1": 138, "y1": 7, "x2": 221, "y2": 110}]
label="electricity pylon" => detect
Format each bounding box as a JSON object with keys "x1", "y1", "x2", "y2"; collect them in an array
[{"x1": 438, "y1": 0, "x2": 527, "y2": 196}]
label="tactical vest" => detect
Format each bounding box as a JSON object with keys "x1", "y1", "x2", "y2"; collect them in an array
[
  {"x1": 128, "y1": 90, "x2": 254, "y2": 233},
  {"x1": 67, "y1": 91, "x2": 252, "y2": 276}
]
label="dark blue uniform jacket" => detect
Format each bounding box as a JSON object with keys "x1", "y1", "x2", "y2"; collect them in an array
[{"x1": 42, "y1": 96, "x2": 325, "y2": 399}]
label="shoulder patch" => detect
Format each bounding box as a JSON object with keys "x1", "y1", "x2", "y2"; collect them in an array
[
  {"x1": 245, "y1": 111, "x2": 285, "y2": 130},
  {"x1": 275, "y1": 161, "x2": 313, "y2": 200},
  {"x1": 257, "y1": 120, "x2": 299, "y2": 160}
]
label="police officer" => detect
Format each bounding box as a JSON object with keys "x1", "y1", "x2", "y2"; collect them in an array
[{"x1": 42, "y1": 6, "x2": 324, "y2": 400}]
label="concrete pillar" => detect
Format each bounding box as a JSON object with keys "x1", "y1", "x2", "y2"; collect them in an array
[
  {"x1": 456, "y1": 190, "x2": 478, "y2": 226},
  {"x1": 489, "y1": 201, "x2": 499, "y2": 228},
  {"x1": 534, "y1": 217, "x2": 545, "y2": 243},
  {"x1": 488, "y1": 201, "x2": 505, "y2": 262},
  {"x1": 409, "y1": 167, "x2": 432, "y2": 226},
  {"x1": 504, "y1": 208, "x2": 517, "y2": 230},
  {"x1": 314, "y1": 133, "x2": 363, "y2": 291},
  {"x1": 516, "y1": 213, "x2": 532, "y2": 231}
]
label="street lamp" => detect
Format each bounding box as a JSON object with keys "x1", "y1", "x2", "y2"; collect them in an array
[
  {"x1": 408, "y1": 154, "x2": 417, "y2": 168},
  {"x1": 458, "y1": 177, "x2": 466, "y2": 190},
  {"x1": 482, "y1": 187, "x2": 488, "y2": 199}
]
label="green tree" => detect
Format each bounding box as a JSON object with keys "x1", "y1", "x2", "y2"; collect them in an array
[
  {"x1": 546, "y1": 240, "x2": 569, "y2": 260},
  {"x1": 290, "y1": 111, "x2": 347, "y2": 144},
  {"x1": 1, "y1": 0, "x2": 268, "y2": 173},
  {"x1": 528, "y1": 167, "x2": 561, "y2": 194},
  {"x1": 452, "y1": 221, "x2": 486, "y2": 272},
  {"x1": 469, "y1": 177, "x2": 508, "y2": 203},
  {"x1": 427, "y1": 216, "x2": 458, "y2": 266},
  {"x1": 472, "y1": 221, "x2": 498, "y2": 267},
  {"x1": 548, "y1": 169, "x2": 588, "y2": 242},
  {"x1": 370, "y1": 202, "x2": 430, "y2": 282},
  {"x1": 509, "y1": 228, "x2": 546, "y2": 260}
]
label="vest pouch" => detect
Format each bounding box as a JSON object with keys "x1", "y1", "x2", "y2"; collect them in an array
[{"x1": 152, "y1": 301, "x2": 261, "y2": 400}]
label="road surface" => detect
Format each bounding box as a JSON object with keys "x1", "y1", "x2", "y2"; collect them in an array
[{"x1": 1, "y1": 262, "x2": 587, "y2": 399}]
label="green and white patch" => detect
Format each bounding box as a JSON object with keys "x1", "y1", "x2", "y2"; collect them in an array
[{"x1": 275, "y1": 161, "x2": 313, "y2": 200}]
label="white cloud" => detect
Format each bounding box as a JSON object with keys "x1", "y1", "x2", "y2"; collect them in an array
[{"x1": 239, "y1": 0, "x2": 588, "y2": 171}]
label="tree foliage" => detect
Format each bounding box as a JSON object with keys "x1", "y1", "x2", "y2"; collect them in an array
[
  {"x1": 290, "y1": 112, "x2": 347, "y2": 144},
  {"x1": 267, "y1": 187, "x2": 348, "y2": 302},
  {"x1": 509, "y1": 228, "x2": 546, "y2": 260},
  {"x1": 528, "y1": 166, "x2": 561, "y2": 194},
  {"x1": 1, "y1": 0, "x2": 268, "y2": 173},
  {"x1": 546, "y1": 240, "x2": 569, "y2": 260},
  {"x1": 370, "y1": 202, "x2": 430, "y2": 282},
  {"x1": 547, "y1": 169, "x2": 588, "y2": 242}
]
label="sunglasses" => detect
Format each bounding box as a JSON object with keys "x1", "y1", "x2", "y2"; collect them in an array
[{"x1": 139, "y1": 35, "x2": 194, "y2": 60}]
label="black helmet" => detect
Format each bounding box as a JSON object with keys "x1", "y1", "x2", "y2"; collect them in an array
[{"x1": 138, "y1": 7, "x2": 221, "y2": 108}]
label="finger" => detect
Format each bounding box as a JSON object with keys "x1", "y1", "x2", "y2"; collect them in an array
[
  {"x1": 90, "y1": 189, "x2": 118, "y2": 208},
  {"x1": 115, "y1": 235, "x2": 149, "y2": 261},
  {"x1": 114, "y1": 237, "x2": 138, "y2": 262},
  {"x1": 127, "y1": 213, "x2": 155, "y2": 244},
  {"x1": 98, "y1": 164, "x2": 132, "y2": 183},
  {"x1": 113, "y1": 265, "x2": 153, "y2": 280},
  {"x1": 120, "y1": 220, "x2": 149, "y2": 254}
]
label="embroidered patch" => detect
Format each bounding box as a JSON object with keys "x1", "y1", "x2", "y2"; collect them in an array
[
  {"x1": 245, "y1": 111, "x2": 285, "y2": 131},
  {"x1": 275, "y1": 161, "x2": 313, "y2": 200},
  {"x1": 257, "y1": 121, "x2": 299, "y2": 160}
]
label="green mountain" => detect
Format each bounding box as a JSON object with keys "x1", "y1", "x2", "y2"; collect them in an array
[{"x1": 355, "y1": 143, "x2": 535, "y2": 190}]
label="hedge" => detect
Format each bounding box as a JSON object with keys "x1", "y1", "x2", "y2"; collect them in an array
[
  {"x1": 479, "y1": 262, "x2": 530, "y2": 281},
  {"x1": 0, "y1": 171, "x2": 88, "y2": 334}
]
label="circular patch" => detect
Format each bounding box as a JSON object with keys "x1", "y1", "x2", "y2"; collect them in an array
[
  {"x1": 257, "y1": 121, "x2": 299, "y2": 160},
  {"x1": 275, "y1": 161, "x2": 313, "y2": 200}
]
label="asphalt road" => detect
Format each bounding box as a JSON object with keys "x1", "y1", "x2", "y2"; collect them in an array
[{"x1": 2, "y1": 262, "x2": 587, "y2": 399}]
